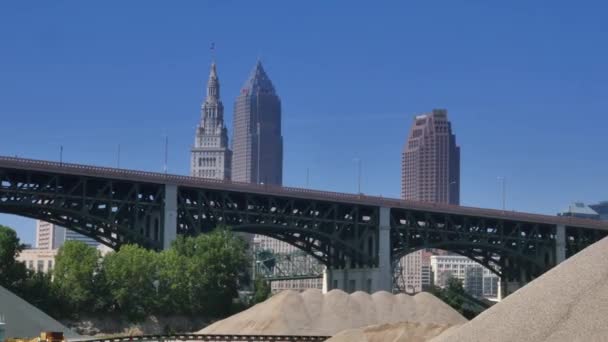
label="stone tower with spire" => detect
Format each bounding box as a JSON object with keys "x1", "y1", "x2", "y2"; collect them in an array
[
  {"x1": 231, "y1": 60, "x2": 283, "y2": 185},
  {"x1": 191, "y1": 62, "x2": 232, "y2": 180}
]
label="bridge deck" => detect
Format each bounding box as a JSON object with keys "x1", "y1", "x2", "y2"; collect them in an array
[{"x1": 1, "y1": 156, "x2": 607, "y2": 230}]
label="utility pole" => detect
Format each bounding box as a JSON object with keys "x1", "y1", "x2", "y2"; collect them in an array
[
  {"x1": 498, "y1": 176, "x2": 506, "y2": 210},
  {"x1": 306, "y1": 168, "x2": 310, "y2": 188},
  {"x1": 59, "y1": 145, "x2": 63, "y2": 165},
  {"x1": 164, "y1": 135, "x2": 168, "y2": 174},
  {"x1": 117, "y1": 144, "x2": 121, "y2": 168},
  {"x1": 354, "y1": 158, "x2": 362, "y2": 194}
]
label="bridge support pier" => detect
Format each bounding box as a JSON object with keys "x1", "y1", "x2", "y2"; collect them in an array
[
  {"x1": 322, "y1": 207, "x2": 392, "y2": 294},
  {"x1": 555, "y1": 224, "x2": 566, "y2": 265},
  {"x1": 163, "y1": 184, "x2": 178, "y2": 250}
]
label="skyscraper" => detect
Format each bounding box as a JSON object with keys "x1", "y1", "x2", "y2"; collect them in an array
[
  {"x1": 232, "y1": 61, "x2": 283, "y2": 185},
  {"x1": 191, "y1": 62, "x2": 232, "y2": 180},
  {"x1": 402, "y1": 109, "x2": 460, "y2": 204},
  {"x1": 397, "y1": 109, "x2": 461, "y2": 293}
]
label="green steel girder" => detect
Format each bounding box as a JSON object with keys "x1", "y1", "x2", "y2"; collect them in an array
[
  {"x1": 254, "y1": 249, "x2": 324, "y2": 282},
  {"x1": 176, "y1": 186, "x2": 378, "y2": 268},
  {"x1": 2, "y1": 164, "x2": 608, "y2": 281},
  {"x1": 0, "y1": 168, "x2": 165, "y2": 250},
  {"x1": 389, "y1": 208, "x2": 571, "y2": 280}
]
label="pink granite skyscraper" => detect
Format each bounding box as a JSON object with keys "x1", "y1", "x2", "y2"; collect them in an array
[
  {"x1": 402, "y1": 109, "x2": 460, "y2": 204},
  {"x1": 397, "y1": 109, "x2": 460, "y2": 293}
]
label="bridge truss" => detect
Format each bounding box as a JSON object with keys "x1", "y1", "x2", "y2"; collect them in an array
[{"x1": 1, "y1": 156, "x2": 608, "y2": 291}]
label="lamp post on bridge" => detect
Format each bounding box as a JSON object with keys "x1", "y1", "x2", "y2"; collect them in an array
[
  {"x1": 497, "y1": 176, "x2": 507, "y2": 211},
  {"x1": 353, "y1": 158, "x2": 362, "y2": 194}
]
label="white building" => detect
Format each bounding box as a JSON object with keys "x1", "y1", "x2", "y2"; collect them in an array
[
  {"x1": 430, "y1": 255, "x2": 499, "y2": 299},
  {"x1": 191, "y1": 62, "x2": 232, "y2": 180},
  {"x1": 16, "y1": 248, "x2": 58, "y2": 274}
]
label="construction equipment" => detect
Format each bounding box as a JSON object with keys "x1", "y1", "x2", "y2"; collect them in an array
[{"x1": 4, "y1": 332, "x2": 65, "y2": 342}]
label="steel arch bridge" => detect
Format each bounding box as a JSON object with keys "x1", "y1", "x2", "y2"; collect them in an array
[{"x1": 1, "y1": 156, "x2": 607, "y2": 293}]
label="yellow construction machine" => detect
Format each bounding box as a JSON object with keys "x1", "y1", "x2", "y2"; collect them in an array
[{"x1": 5, "y1": 332, "x2": 65, "y2": 342}]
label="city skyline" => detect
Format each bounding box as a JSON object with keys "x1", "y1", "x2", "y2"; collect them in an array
[{"x1": 1, "y1": 1, "x2": 607, "y2": 244}]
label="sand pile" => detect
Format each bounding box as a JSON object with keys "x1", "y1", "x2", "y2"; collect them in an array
[
  {"x1": 326, "y1": 321, "x2": 456, "y2": 342},
  {"x1": 200, "y1": 289, "x2": 466, "y2": 336},
  {"x1": 431, "y1": 236, "x2": 608, "y2": 342},
  {"x1": 0, "y1": 285, "x2": 79, "y2": 339}
]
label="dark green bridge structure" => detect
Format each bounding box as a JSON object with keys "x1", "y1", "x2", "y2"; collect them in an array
[{"x1": 1, "y1": 156, "x2": 607, "y2": 296}]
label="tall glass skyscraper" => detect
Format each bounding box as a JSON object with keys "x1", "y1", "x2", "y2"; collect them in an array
[{"x1": 231, "y1": 61, "x2": 283, "y2": 185}]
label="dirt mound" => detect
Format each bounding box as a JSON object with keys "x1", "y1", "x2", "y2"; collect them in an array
[
  {"x1": 0, "y1": 285, "x2": 79, "y2": 339},
  {"x1": 431, "y1": 236, "x2": 608, "y2": 342},
  {"x1": 199, "y1": 289, "x2": 466, "y2": 336},
  {"x1": 326, "y1": 322, "x2": 457, "y2": 342}
]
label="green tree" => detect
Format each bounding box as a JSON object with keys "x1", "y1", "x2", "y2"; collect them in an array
[
  {"x1": 103, "y1": 244, "x2": 157, "y2": 320},
  {"x1": 173, "y1": 228, "x2": 248, "y2": 316},
  {"x1": 430, "y1": 277, "x2": 480, "y2": 319},
  {"x1": 0, "y1": 224, "x2": 28, "y2": 292},
  {"x1": 252, "y1": 278, "x2": 271, "y2": 305},
  {"x1": 53, "y1": 241, "x2": 101, "y2": 313},
  {"x1": 155, "y1": 249, "x2": 190, "y2": 314}
]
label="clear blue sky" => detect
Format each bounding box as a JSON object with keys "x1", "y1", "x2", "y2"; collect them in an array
[{"x1": 1, "y1": 1, "x2": 607, "y2": 245}]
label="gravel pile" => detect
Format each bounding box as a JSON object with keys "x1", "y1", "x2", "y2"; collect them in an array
[
  {"x1": 431, "y1": 236, "x2": 608, "y2": 342},
  {"x1": 326, "y1": 321, "x2": 456, "y2": 342},
  {"x1": 199, "y1": 289, "x2": 466, "y2": 336},
  {"x1": 0, "y1": 285, "x2": 79, "y2": 339}
]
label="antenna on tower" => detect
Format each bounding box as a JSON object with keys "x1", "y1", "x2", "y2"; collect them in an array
[{"x1": 210, "y1": 42, "x2": 216, "y2": 63}]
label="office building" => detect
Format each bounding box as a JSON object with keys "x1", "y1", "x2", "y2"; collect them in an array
[
  {"x1": 231, "y1": 61, "x2": 283, "y2": 185},
  {"x1": 558, "y1": 202, "x2": 600, "y2": 220},
  {"x1": 397, "y1": 109, "x2": 461, "y2": 293},
  {"x1": 589, "y1": 201, "x2": 608, "y2": 221},
  {"x1": 402, "y1": 109, "x2": 460, "y2": 203},
  {"x1": 35, "y1": 220, "x2": 98, "y2": 250},
  {"x1": 191, "y1": 62, "x2": 232, "y2": 180},
  {"x1": 430, "y1": 255, "x2": 499, "y2": 299}
]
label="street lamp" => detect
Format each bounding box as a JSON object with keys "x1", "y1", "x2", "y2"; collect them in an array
[
  {"x1": 353, "y1": 158, "x2": 362, "y2": 194},
  {"x1": 497, "y1": 176, "x2": 506, "y2": 210}
]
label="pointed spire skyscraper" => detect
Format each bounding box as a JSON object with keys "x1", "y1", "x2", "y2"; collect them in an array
[
  {"x1": 231, "y1": 61, "x2": 283, "y2": 185},
  {"x1": 191, "y1": 62, "x2": 232, "y2": 180}
]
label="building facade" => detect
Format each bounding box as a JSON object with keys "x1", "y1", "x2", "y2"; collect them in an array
[
  {"x1": 430, "y1": 255, "x2": 499, "y2": 299},
  {"x1": 398, "y1": 109, "x2": 461, "y2": 293},
  {"x1": 402, "y1": 109, "x2": 460, "y2": 204},
  {"x1": 558, "y1": 202, "x2": 600, "y2": 220},
  {"x1": 590, "y1": 202, "x2": 608, "y2": 221},
  {"x1": 394, "y1": 250, "x2": 433, "y2": 293},
  {"x1": 231, "y1": 61, "x2": 283, "y2": 185},
  {"x1": 16, "y1": 248, "x2": 58, "y2": 274},
  {"x1": 191, "y1": 62, "x2": 232, "y2": 180},
  {"x1": 36, "y1": 220, "x2": 98, "y2": 250}
]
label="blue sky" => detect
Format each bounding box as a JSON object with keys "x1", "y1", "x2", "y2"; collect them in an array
[{"x1": 1, "y1": 1, "x2": 607, "y2": 245}]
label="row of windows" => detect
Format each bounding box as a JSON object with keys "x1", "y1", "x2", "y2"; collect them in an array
[
  {"x1": 198, "y1": 157, "x2": 217, "y2": 167},
  {"x1": 197, "y1": 169, "x2": 218, "y2": 178},
  {"x1": 25, "y1": 259, "x2": 53, "y2": 273}
]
